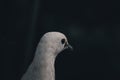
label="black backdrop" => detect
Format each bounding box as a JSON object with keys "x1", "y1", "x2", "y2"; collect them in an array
[{"x1": 3, "y1": 0, "x2": 120, "y2": 80}]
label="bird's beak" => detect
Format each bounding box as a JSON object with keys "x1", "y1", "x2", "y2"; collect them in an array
[
  {"x1": 64, "y1": 43, "x2": 73, "y2": 51},
  {"x1": 67, "y1": 44, "x2": 73, "y2": 51}
]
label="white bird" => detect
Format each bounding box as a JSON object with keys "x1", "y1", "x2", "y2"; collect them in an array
[{"x1": 21, "y1": 32, "x2": 72, "y2": 80}]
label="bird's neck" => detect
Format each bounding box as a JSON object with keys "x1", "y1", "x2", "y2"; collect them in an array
[{"x1": 31, "y1": 48, "x2": 56, "y2": 80}]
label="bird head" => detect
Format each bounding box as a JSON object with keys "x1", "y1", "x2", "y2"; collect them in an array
[{"x1": 39, "y1": 32, "x2": 73, "y2": 56}]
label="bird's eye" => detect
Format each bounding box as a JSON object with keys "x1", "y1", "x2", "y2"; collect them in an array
[{"x1": 61, "y1": 39, "x2": 65, "y2": 44}]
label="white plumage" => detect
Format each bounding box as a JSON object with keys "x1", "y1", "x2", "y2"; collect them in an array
[{"x1": 21, "y1": 32, "x2": 72, "y2": 80}]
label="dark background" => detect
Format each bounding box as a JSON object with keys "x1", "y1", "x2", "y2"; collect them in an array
[{"x1": 3, "y1": 0, "x2": 120, "y2": 80}]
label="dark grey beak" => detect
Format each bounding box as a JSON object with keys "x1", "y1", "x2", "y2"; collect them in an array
[
  {"x1": 64, "y1": 43, "x2": 73, "y2": 51},
  {"x1": 67, "y1": 44, "x2": 73, "y2": 51}
]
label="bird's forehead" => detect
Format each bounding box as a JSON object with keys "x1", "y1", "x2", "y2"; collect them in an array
[{"x1": 44, "y1": 32, "x2": 67, "y2": 40}]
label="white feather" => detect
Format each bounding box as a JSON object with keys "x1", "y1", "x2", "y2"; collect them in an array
[{"x1": 21, "y1": 32, "x2": 70, "y2": 80}]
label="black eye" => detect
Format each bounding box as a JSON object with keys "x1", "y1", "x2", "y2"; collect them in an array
[{"x1": 61, "y1": 39, "x2": 65, "y2": 44}]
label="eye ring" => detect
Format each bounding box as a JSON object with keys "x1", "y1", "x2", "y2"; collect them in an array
[{"x1": 61, "y1": 39, "x2": 65, "y2": 44}]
